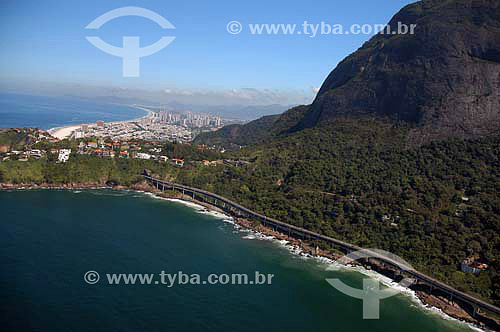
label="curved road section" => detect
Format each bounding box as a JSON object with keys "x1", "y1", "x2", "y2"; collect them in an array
[{"x1": 143, "y1": 175, "x2": 500, "y2": 317}]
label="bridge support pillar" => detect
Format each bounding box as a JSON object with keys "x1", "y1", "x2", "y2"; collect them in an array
[{"x1": 472, "y1": 306, "x2": 478, "y2": 318}]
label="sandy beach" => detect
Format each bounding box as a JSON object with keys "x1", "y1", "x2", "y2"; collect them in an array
[
  {"x1": 47, "y1": 105, "x2": 153, "y2": 140},
  {"x1": 49, "y1": 125, "x2": 81, "y2": 140}
]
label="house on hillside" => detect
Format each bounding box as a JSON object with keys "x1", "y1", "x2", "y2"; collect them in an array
[
  {"x1": 202, "y1": 160, "x2": 221, "y2": 166},
  {"x1": 172, "y1": 158, "x2": 184, "y2": 166},
  {"x1": 461, "y1": 257, "x2": 488, "y2": 275},
  {"x1": 57, "y1": 149, "x2": 71, "y2": 163},
  {"x1": 135, "y1": 152, "x2": 152, "y2": 160},
  {"x1": 28, "y1": 149, "x2": 43, "y2": 159}
]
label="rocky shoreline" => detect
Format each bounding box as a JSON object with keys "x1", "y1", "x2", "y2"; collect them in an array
[
  {"x1": 1, "y1": 181, "x2": 497, "y2": 331},
  {"x1": 0, "y1": 182, "x2": 109, "y2": 190}
]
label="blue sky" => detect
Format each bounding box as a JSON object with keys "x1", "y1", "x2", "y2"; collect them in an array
[{"x1": 0, "y1": 0, "x2": 415, "y2": 105}]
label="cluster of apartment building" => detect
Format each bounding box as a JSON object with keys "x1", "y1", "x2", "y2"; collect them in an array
[
  {"x1": 152, "y1": 110, "x2": 223, "y2": 129},
  {"x1": 2, "y1": 149, "x2": 44, "y2": 162},
  {"x1": 72, "y1": 120, "x2": 192, "y2": 143},
  {"x1": 74, "y1": 139, "x2": 186, "y2": 166},
  {"x1": 3, "y1": 148, "x2": 72, "y2": 163},
  {"x1": 1, "y1": 128, "x2": 251, "y2": 171},
  {"x1": 0, "y1": 128, "x2": 58, "y2": 161}
]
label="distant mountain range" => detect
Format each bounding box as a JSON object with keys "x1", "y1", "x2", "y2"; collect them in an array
[
  {"x1": 196, "y1": 0, "x2": 500, "y2": 147},
  {"x1": 176, "y1": 103, "x2": 290, "y2": 121},
  {"x1": 87, "y1": 96, "x2": 291, "y2": 121}
]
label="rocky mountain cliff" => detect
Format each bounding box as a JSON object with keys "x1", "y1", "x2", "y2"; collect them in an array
[
  {"x1": 196, "y1": 0, "x2": 500, "y2": 147},
  {"x1": 300, "y1": 0, "x2": 500, "y2": 144}
]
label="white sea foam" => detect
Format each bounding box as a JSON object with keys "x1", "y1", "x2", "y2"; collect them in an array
[
  {"x1": 87, "y1": 190, "x2": 126, "y2": 196},
  {"x1": 242, "y1": 233, "x2": 274, "y2": 241},
  {"x1": 140, "y1": 192, "x2": 234, "y2": 223},
  {"x1": 137, "y1": 189, "x2": 483, "y2": 331},
  {"x1": 229, "y1": 221, "x2": 483, "y2": 331},
  {"x1": 166, "y1": 198, "x2": 207, "y2": 210}
]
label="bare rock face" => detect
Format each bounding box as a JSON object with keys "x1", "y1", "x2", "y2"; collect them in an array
[{"x1": 301, "y1": 0, "x2": 500, "y2": 144}]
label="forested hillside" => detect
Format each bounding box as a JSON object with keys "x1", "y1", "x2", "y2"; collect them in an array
[
  {"x1": 193, "y1": 114, "x2": 280, "y2": 148},
  {"x1": 178, "y1": 120, "x2": 500, "y2": 305},
  {"x1": 1, "y1": 120, "x2": 499, "y2": 305}
]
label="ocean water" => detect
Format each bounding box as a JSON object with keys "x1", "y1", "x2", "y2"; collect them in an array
[
  {"x1": 0, "y1": 190, "x2": 475, "y2": 332},
  {"x1": 0, "y1": 93, "x2": 146, "y2": 130}
]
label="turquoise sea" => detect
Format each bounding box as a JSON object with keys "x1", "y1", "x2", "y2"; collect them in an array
[
  {"x1": 0, "y1": 190, "x2": 476, "y2": 331},
  {"x1": 0, "y1": 93, "x2": 146, "y2": 130}
]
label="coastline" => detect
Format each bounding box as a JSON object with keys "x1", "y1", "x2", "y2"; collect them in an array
[
  {"x1": 108, "y1": 186, "x2": 498, "y2": 332},
  {"x1": 47, "y1": 104, "x2": 153, "y2": 140},
  {"x1": 0, "y1": 182, "x2": 495, "y2": 331},
  {"x1": 48, "y1": 125, "x2": 81, "y2": 140}
]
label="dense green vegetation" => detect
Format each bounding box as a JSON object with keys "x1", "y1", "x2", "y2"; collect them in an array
[
  {"x1": 181, "y1": 120, "x2": 500, "y2": 305},
  {"x1": 160, "y1": 141, "x2": 222, "y2": 161},
  {"x1": 194, "y1": 105, "x2": 311, "y2": 149},
  {"x1": 1, "y1": 120, "x2": 499, "y2": 306},
  {"x1": 0, "y1": 156, "x2": 175, "y2": 186},
  {"x1": 194, "y1": 114, "x2": 280, "y2": 148},
  {"x1": 0, "y1": 128, "x2": 34, "y2": 151}
]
